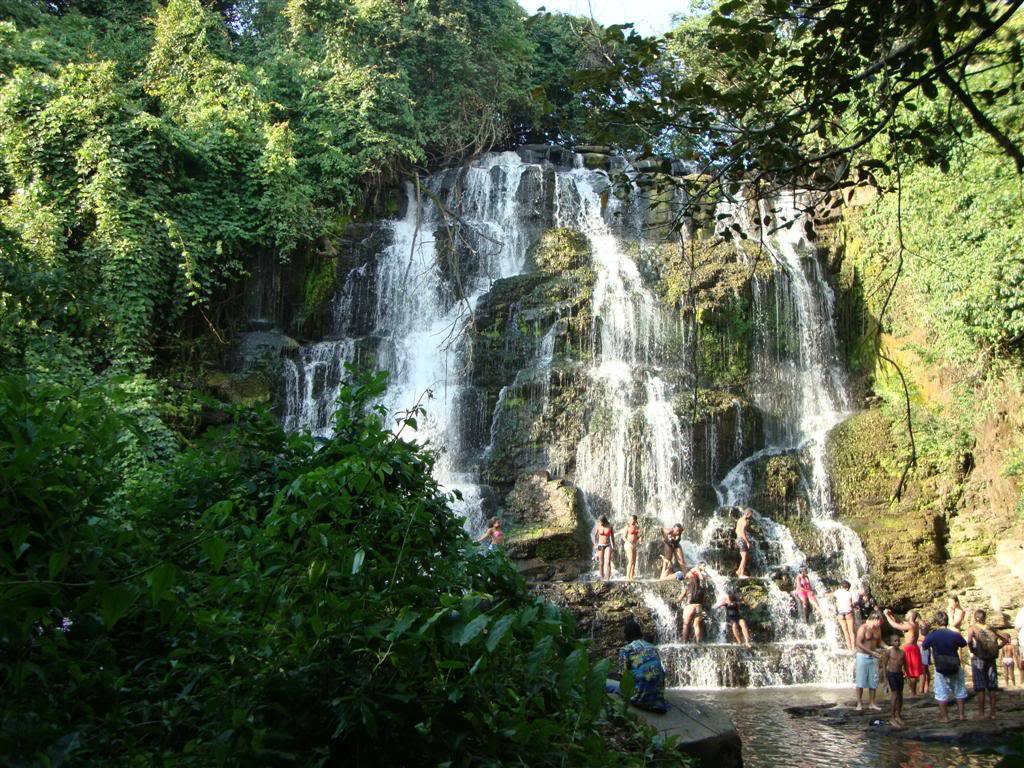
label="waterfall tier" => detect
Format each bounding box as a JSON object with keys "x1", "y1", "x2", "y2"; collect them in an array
[{"x1": 279, "y1": 151, "x2": 868, "y2": 688}]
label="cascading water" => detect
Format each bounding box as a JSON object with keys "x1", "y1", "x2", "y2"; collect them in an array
[{"x1": 280, "y1": 151, "x2": 870, "y2": 689}]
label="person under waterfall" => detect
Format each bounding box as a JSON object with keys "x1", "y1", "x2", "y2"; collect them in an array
[
  {"x1": 714, "y1": 590, "x2": 752, "y2": 648},
  {"x1": 883, "y1": 607, "x2": 925, "y2": 696},
  {"x1": 621, "y1": 515, "x2": 641, "y2": 581},
  {"x1": 476, "y1": 517, "x2": 504, "y2": 550},
  {"x1": 830, "y1": 580, "x2": 856, "y2": 652},
  {"x1": 659, "y1": 524, "x2": 686, "y2": 580},
  {"x1": 680, "y1": 563, "x2": 707, "y2": 643},
  {"x1": 792, "y1": 566, "x2": 821, "y2": 622},
  {"x1": 593, "y1": 516, "x2": 616, "y2": 581},
  {"x1": 734, "y1": 508, "x2": 753, "y2": 579}
]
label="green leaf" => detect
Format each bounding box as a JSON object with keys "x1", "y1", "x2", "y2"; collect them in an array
[
  {"x1": 201, "y1": 537, "x2": 227, "y2": 570},
  {"x1": 351, "y1": 549, "x2": 365, "y2": 574},
  {"x1": 100, "y1": 585, "x2": 139, "y2": 629},
  {"x1": 485, "y1": 614, "x2": 514, "y2": 652},
  {"x1": 620, "y1": 667, "x2": 635, "y2": 702},
  {"x1": 145, "y1": 563, "x2": 177, "y2": 606},
  {"x1": 458, "y1": 614, "x2": 490, "y2": 646}
]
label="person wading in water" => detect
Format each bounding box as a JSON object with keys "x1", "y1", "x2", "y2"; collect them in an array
[
  {"x1": 680, "y1": 563, "x2": 707, "y2": 643},
  {"x1": 854, "y1": 610, "x2": 884, "y2": 711},
  {"x1": 735, "y1": 508, "x2": 753, "y2": 578},
  {"x1": 883, "y1": 608, "x2": 925, "y2": 696}
]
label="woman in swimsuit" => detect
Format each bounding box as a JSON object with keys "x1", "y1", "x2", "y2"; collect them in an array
[
  {"x1": 792, "y1": 565, "x2": 821, "y2": 622},
  {"x1": 593, "y1": 515, "x2": 615, "y2": 580},
  {"x1": 476, "y1": 517, "x2": 504, "y2": 550},
  {"x1": 659, "y1": 523, "x2": 686, "y2": 580},
  {"x1": 714, "y1": 591, "x2": 752, "y2": 648},
  {"x1": 621, "y1": 515, "x2": 640, "y2": 581}
]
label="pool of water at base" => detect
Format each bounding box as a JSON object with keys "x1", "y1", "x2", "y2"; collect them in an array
[{"x1": 682, "y1": 686, "x2": 1002, "y2": 768}]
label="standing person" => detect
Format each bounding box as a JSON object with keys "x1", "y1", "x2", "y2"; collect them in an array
[
  {"x1": 918, "y1": 614, "x2": 932, "y2": 695},
  {"x1": 966, "y1": 609, "x2": 1009, "y2": 720},
  {"x1": 476, "y1": 517, "x2": 504, "y2": 550},
  {"x1": 1000, "y1": 637, "x2": 1019, "y2": 689},
  {"x1": 680, "y1": 563, "x2": 707, "y2": 643},
  {"x1": 948, "y1": 596, "x2": 966, "y2": 631},
  {"x1": 883, "y1": 608, "x2": 924, "y2": 696},
  {"x1": 881, "y1": 634, "x2": 907, "y2": 727},
  {"x1": 922, "y1": 610, "x2": 969, "y2": 723},
  {"x1": 659, "y1": 524, "x2": 686, "y2": 580},
  {"x1": 593, "y1": 516, "x2": 615, "y2": 581},
  {"x1": 714, "y1": 590, "x2": 752, "y2": 648},
  {"x1": 621, "y1": 515, "x2": 641, "y2": 581},
  {"x1": 735, "y1": 508, "x2": 753, "y2": 578},
  {"x1": 832, "y1": 580, "x2": 856, "y2": 652},
  {"x1": 792, "y1": 566, "x2": 821, "y2": 623},
  {"x1": 609, "y1": 618, "x2": 669, "y2": 713},
  {"x1": 854, "y1": 585, "x2": 878, "y2": 627},
  {"x1": 854, "y1": 610, "x2": 884, "y2": 711}
]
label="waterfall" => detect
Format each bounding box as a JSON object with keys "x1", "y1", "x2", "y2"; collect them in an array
[{"x1": 279, "y1": 152, "x2": 870, "y2": 688}]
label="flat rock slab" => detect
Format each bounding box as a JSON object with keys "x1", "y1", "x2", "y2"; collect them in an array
[
  {"x1": 633, "y1": 691, "x2": 742, "y2": 767},
  {"x1": 790, "y1": 690, "x2": 1024, "y2": 747}
]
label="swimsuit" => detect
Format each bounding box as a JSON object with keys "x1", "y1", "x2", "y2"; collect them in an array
[
  {"x1": 737, "y1": 537, "x2": 749, "y2": 552},
  {"x1": 794, "y1": 575, "x2": 814, "y2": 602},
  {"x1": 662, "y1": 532, "x2": 682, "y2": 560},
  {"x1": 626, "y1": 525, "x2": 640, "y2": 543},
  {"x1": 725, "y1": 603, "x2": 741, "y2": 622},
  {"x1": 887, "y1": 670, "x2": 904, "y2": 694},
  {"x1": 903, "y1": 642, "x2": 924, "y2": 678}
]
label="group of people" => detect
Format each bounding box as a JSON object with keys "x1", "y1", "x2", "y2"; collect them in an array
[{"x1": 848, "y1": 597, "x2": 1023, "y2": 727}]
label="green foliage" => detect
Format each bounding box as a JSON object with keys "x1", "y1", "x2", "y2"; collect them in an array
[{"x1": 0, "y1": 370, "x2": 668, "y2": 765}]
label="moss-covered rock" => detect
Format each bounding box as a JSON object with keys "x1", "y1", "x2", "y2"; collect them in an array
[
  {"x1": 205, "y1": 371, "x2": 274, "y2": 406},
  {"x1": 825, "y1": 409, "x2": 948, "y2": 610},
  {"x1": 532, "y1": 228, "x2": 591, "y2": 273},
  {"x1": 504, "y1": 471, "x2": 591, "y2": 580}
]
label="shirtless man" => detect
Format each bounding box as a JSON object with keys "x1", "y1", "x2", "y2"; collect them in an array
[
  {"x1": 659, "y1": 524, "x2": 686, "y2": 580},
  {"x1": 948, "y1": 596, "x2": 966, "y2": 631},
  {"x1": 854, "y1": 610, "x2": 884, "y2": 711},
  {"x1": 680, "y1": 563, "x2": 707, "y2": 643},
  {"x1": 883, "y1": 608, "x2": 924, "y2": 696},
  {"x1": 735, "y1": 508, "x2": 753, "y2": 578}
]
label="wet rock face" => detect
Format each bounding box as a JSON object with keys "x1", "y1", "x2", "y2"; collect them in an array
[{"x1": 690, "y1": 393, "x2": 762, "y2": 505}]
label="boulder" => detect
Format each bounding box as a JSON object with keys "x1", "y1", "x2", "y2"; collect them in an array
[{"x1": 504, "y1": 472, "x2": 590, "y2": 579}]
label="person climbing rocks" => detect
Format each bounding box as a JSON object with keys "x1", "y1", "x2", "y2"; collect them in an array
[
  {"x1": 659, "y1": 523, "x2": 686, "y2": 580},
  {"x1": 967, "y1": 609, "x2": 1009, "y2": 720},
  {"x1": 854, "y1": 585, "x2": 878, "y2": 627},
  {"x1": 680, "y1": 563, "x2": 707, "y2": 643},
  {"x1": 883, "y1": 608, "x2": 924, "y2": 696},
  {"x1": 621, "y1": 514, "x2": 640, "y2": 581},
  {"x1": 922, "y1": 610, "x2": 968, "y2": 723},
  {"x1": 854, "y1": 610, "x2": 884, "y2": 712},
  {"x1": 792, "y1": 566, "x2": 821, "y2": 622},
  {"x1": 831, "y1": 580, "x2": 856, "y2": 652},
  {"x1": 476, "y1": 517, "x2": 504, "y2": 550},
  {"x1": 607, "y1": 618, "x2": 669, "y2": 713},
  {"x1": 593, "y1": 515, "x2": 616, "y2": 581},
  {"x1": 735, "y1": 508, "x2": 753, "y2": 578},
  {"x1": 882, "y1": 633, "x2": 907, "y2": 727},
  {"x1": 714, "y1": 590, "x2": 752, "y2": 648}
]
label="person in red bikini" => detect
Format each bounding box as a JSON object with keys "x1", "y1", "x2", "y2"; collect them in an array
[
  {"x1": 792, "y1": 565, "x2": 821, "y2": 622},
  {"x1": 884, "y1": 607, "x2": 925, "y2": 696}
]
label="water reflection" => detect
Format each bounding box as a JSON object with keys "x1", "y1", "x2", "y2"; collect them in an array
[{"x1": 682, "y1": 687, "x2": 1000, "y2": 768}]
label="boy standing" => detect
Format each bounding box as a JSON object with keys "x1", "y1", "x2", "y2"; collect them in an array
[{"x1": 882, "y1": 634, "x2": 907, "y2": 727}]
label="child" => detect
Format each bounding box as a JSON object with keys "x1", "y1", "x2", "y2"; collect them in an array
[
  {"x1": 1000, "y1": 637, "x2": 1018, "y2": 689},
  {"x1": 882, "y1": 634, "x2": 906, "y2": 727},
  {"x1": 714, "y1": 591, "x2": 752, "y2": 648}
]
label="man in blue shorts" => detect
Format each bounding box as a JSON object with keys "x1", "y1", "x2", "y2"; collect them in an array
[
  {"x1": 922, "y1": 610, "x2": 969, "y2": 722},
  {"x1": 854, "y1": 610, "x2": 884, "y2": 710}
]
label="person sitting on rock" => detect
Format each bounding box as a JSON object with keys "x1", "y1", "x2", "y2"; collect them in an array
[
  {"x1": 735, "y1": 508, "x2": 753, "y2": 579},
  {"x1": 792, "y1": 566, "x2": 821, "y2": 622},
  {"x1": 680, "y1": 563, "x2": 707, "y2": 643},
  {"x1": 714, "y1": 590, "x2": 752, "y2": 648},
  {"x1": 966, "y1": 609, "x2": 1009, "y2": 720},
  {"x1": 607, "y1": 617, "x2": 669, "y2": 713},
  {"x1": 659, "y1": 523, "x2": 686, "y2": 580}
]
